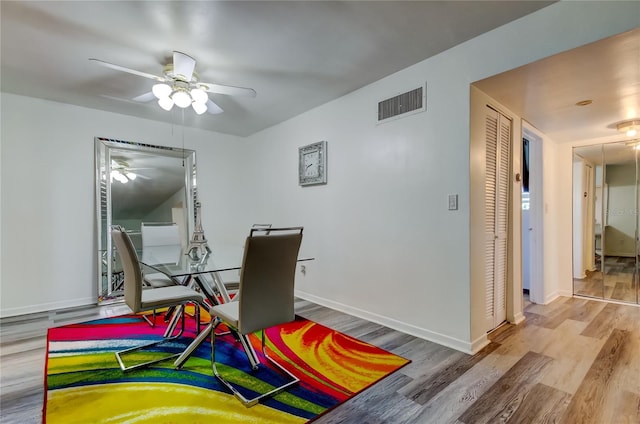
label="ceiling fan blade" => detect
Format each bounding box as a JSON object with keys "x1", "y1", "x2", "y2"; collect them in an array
[
  {"x1": 90, "y1": 58, "x2": 165, "y2": 82},
  {"x1": 173, "y1": 51, "x2": 196, "y2": 81},
  {"x1": 199, "y1": 81, "x2": 257, "y2": 98},
  {"x1": 132, "y1": 91, "x2": 156, "y2": 103},
  {"x1": 206, "y1": 99, "x2": 224, "y2": 115},
  {"x1": 100, "y1": 94, "x2": 141, "y2": 104}
]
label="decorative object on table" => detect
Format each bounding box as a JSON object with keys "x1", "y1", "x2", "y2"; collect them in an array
[
  {"x1": 186, "y1": 201, "x2": 212, "y2": 261},
  {"x1": 45, "y1": 313, "x2": 410, "y2": 423},
  {"x1": 298, "y1": 140, "x2": 327, "y2": 186},
  {"x1": 189, "y1": 249, "x2": 210, "y2": 272}
]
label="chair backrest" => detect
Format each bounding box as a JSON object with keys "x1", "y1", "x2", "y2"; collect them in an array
[
  {"x1": 240, "y1": 224, "x2": 271, "y2": 250},
  {"x1": 141, "y1": 222, "x2": 181, "y2": 247},
  {"x1": 237, "y1": 227, "x2": 303, "y2": 334},
  {"x1": 111, "y1": 225, "x2": 143, "y2": 312},
  {"x1": 251, "y1": 223, "x2": 272, "y2": 235}
]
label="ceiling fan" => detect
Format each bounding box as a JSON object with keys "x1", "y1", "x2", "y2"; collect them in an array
[
  {"x1": 90, "y1": 51, "x2": 256, "y2": 115},
  {"x1": 110, "y1": 159, "x2": 150, "y2": 183}
]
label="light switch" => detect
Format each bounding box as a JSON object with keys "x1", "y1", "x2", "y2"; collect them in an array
[{"x1": 448, "y1": 194, "x2": 458, "y2": 210}]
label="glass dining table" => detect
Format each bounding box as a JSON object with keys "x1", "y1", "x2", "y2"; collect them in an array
[
  {"x1": 138, "y1": 244, "x2": 313, "y2": 369},
  {"x1": 140, "y1": 244, "x2": 245, "y2": 304}
]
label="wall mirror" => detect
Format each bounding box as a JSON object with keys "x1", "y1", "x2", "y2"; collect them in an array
[
  {"x1": 572, "y1": 141, "x2": 638, "y2": 304},
  {"x1": 95, "y1": 137, "x2": 197, "y2": 304}
]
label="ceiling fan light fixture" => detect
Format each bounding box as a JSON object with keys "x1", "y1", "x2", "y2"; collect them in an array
[
  {"x1": 190, "y1": 88, "x2": 208, "y2": 104},
  {"x1": 152, "y1": 83, "x2": 172, "y2": 99},
  {"x1": 172, "y1": 89, "x2": 192, "y2": 108},
  {"x1": 158, "y1": 96, "x2": 174, "y2": 111},
  {"x1": 126, "y1": 172, "x2": 137, "y2": 181},
  {"x1": 617, "y1": 120, "x2": 640, "y2": 137},
  {"x1": 192, "y1": 101, "x2": 207, "y2": 115},
  {"x1": 111, "y1": 171, "x2": 128, "y2": 184}
]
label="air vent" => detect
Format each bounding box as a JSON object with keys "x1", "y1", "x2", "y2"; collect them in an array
[{"x1": 377, "y1": 85, "x2": 426, "y2": 123}]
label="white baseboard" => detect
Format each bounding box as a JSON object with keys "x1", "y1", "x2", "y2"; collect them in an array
[
  {"x1": 470, "y1": 334, "x2": 490, "y2": 354},
  {"x1": 540, "y1": 290, "x2": 574, "y2": 305},
  {"x1": 558, "y1": 289, "x2": 573, "y2": 297},
  {"x1": 511, "y1": 311, "x2": 525, "y2": 325},
  {"x1": 0, "y1": 297, "x2": 96, "y2": 318},
  {"x1": 542, "y1": 291, "x2": 560, "y2": 305},
  {"x1": 295, "y1": 289, "x2": 474, "y2": 354}
]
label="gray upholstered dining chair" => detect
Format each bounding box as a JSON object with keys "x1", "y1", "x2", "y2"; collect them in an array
[
  {"x1": 208, "y1": 226, "x2": 303, "y2": 407},
  {"x1": 111, "y1": 225, "x2": 205, "y2": 372}
]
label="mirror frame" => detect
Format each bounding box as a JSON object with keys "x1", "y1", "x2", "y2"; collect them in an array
[{"x1": 95, "y1": 137, "x2": 197, "y2": 304}]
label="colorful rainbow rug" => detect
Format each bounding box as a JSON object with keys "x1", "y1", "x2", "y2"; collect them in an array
[{"x1": 45, "y1": 312, "x2": 410, "y2": 423}]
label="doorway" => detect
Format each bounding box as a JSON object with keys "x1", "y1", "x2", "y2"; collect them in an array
[{"x1": 522, "y1": 124, "x2": 544, "y2": 304}]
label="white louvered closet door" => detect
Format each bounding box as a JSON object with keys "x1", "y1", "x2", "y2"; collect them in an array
[{"x1": 484, "y1": 106, "x2": 511, "y2": 331}]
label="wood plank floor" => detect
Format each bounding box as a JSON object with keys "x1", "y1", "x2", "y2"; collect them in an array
[
  {"x1": 1, "y1": 296, "x2": 639, "y2": 423},
  {"x1": 573, "y1": 256, "x2": 638, "y2": 304}
]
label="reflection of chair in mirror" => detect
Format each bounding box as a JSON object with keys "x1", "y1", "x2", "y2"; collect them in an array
[
  {"x1": 111, "y1": 225, "x2": 205, "y2": 372},
  {"x1": 142, "y1": 222, "x2": 181, "y2": 248},
  {"x1": 209, "y1": 226, "x2": 303, "y2": 407},
  {"x1": 141, "y1": 222, "x2": 180, "y2": 287},
  {"x1": 112, "y1": 254, "x2": 124, "y2": 290},
  {"x1": 102, "y1": 249, "x2": 125, "y2": 292},
  {"x1": 141, "y1": 222, "x2": 190, "y2": 324}
]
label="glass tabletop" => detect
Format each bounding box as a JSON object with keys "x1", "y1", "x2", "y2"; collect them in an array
[
  {"x1": 139, "y1": 244, "x2": 313, "y2": 278},
  {"x1": 139, "y1": 244, "x2": 243, "y2": 278}
]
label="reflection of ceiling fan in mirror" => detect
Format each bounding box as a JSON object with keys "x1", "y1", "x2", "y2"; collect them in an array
[
  {"x1": 90, "y1": 51, "x2": 256, "y2": 115},
  {"x1": 110, "y1": 159, "x2": 150, "y2": 184}
]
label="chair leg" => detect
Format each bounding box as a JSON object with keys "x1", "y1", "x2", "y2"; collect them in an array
[
  {"x1": 142, "y1": 310, "x2": 156, "y2": 327},
  {"x1": 115, "y1": 304, "x2": 187, "y2": 372},
  {"x1": 163, "y1": 306, "x2": 176, "y2": 323},
  {"x1": 173, "y1": 318, "x2": 217, "y2": 369},
  {"x1": 172, "y1": 312, "x2": 232, "y2": 370},
  {"x1": 195, "y1": 302, "x2": 201, "y2": 334},
  {"x1": 211, "y1": 326, "x2": 300, "y2": 408},
  {"x1": 163, "y1": 305, "x2": 187, "y2": 338}
]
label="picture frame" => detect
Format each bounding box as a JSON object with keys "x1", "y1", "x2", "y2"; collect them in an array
[{"x1": 298, "y1": 141, "x2": 327, "y2": 186}]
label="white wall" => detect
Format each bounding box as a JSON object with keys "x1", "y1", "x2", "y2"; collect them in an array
[
  {"x1": 0, "y1": 93, "x2": 248, "y2": 316},
  {"x1": 554, "y1": 142, "x2": 582, "y2": 299},
  {"x1": 248, "y1": 62, "x2": 476, "y2": 349}
]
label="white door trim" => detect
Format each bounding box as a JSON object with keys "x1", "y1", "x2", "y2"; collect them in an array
[{"x1": 522, "y1": 123, "x2": 544, "y2": 304}]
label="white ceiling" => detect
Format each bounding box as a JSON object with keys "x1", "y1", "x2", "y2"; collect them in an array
[
  {"x1": 1, "y1": 1, "x2": 555, "y2": 137},
  {"x1": 474, "y1": 27, "x2": 640, "y2": 144}
]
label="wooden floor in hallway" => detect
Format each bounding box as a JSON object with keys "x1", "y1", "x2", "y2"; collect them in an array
[{"x1": 1, "y1": 296, "x2": 639, "y2": 423}]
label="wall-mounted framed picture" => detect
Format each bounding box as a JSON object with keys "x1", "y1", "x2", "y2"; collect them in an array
[{"x1": 299, "y1": 141, "x2": 327, "y2": 186}]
